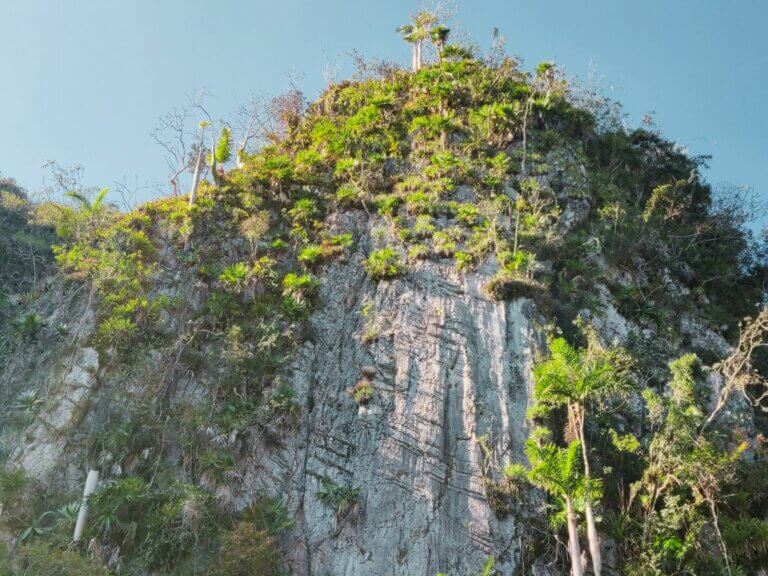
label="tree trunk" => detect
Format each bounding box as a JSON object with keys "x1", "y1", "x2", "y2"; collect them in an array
[
  {"x1": 188, "y1": 147, "x2": 204, "y2": 208},
  {"x1": 584, "y1": 500, "x2": 602, "y2": 576},
  {"x1": 577, "y1": 405, "x2": 602, "y2": 576},
  {"x1": 566, "y1": 497, "x2": 585, "y2": 576},
  {"x1": 415, "y1": 41, "x2": 422, "y2": 71},
  {"x1": 73, "y1": 470, "x2": 100, "y2": 542}
]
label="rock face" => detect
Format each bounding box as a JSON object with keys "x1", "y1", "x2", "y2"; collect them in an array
[
  {"x1": 236, "y1": 215, "x2": 546, "y2": 575},
  {"x1": 16, "y1": 346, "x2": 100, "y2": 478},
  {"x1": 0, "y1": 210, "x2": 735, "y2": 576},
  {"x1": 1, "y1": 213, "x2": 548, "y2": 575}
]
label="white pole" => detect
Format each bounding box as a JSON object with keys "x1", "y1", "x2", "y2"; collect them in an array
[{"x1": 73, "y1": 469, "x2": 99, "y2": 542}]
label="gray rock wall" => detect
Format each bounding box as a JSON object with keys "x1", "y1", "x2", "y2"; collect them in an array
[{"x1": 240, "y1": 215, "x2": 547, "y2": 575}]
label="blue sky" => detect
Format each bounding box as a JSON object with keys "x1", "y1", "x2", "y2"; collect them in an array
[{"x1": 2, "y1": 0, "x2": 766, "y2": 217}]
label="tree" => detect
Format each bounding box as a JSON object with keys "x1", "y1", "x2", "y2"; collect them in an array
[
  {"x1": 397, "y1": 11, "x2": 438, "y2": 71},
  {"x1": 188, "y1": 120, "x2": 210, "y2": 208},
  {"x1": 151, "y1": 90, "x2": 213, "y2": 198},
  {"x1": 701, "y1": 307, "x2": 768, "y2": 432},
  {"x1": 430, "y1": 25, "x2": 450, "y2": 62},
  {"x1": 524, "y1": 429, "x2": 593, "y2": 576},
  {"x1": 531, "y1": 334, "x2": 632, "y2": 576},
  {"x1": 635, "y1": 354, "x2": 742, "y2": 575}
]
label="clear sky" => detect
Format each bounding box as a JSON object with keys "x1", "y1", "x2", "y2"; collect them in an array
[{"x1": 2, "y1": 0, "x2": 766, "y2": 215}]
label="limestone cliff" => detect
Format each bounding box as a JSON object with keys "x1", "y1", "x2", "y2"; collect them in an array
[{"x1": 1, "y1": 47, "x2": 766, "y2": 576}]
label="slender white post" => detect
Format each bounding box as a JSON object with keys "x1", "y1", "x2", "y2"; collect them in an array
[{"x1": 73, "y1": 469, "x2": 99, "y2": 542}]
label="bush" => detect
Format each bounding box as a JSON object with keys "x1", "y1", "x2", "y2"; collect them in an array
[
  {"x1": 485, "y1": 270, "x2": 544, "y2": 301},
  {"x1": 15, "y1": 543, "x2": 109, "y2": 576},
  {"x1": 217, "y1": 522, "x2": 282, "y2": 576},
  {"x1": 408, "y1": 244, "x2": 429, "y2": 261},
  {"x1": 364, "y1": 248, "x2": 406, "y2": 280}
]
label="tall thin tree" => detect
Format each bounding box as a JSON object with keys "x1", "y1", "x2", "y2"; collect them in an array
[{"x1": 532, "y1": 335, "x2": 631, "y2": 576}]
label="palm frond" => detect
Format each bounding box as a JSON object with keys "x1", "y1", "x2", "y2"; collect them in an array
[
  {"x1": 215, "y1": 127, "x2": 232, "y2": 164},
  {"x1": 64, "y1": 189, "x2": 91, "y2": 209},
  {"x1": 90, "y1": 187, "x2": 109, "y2": 213},
  {"x1": 723, "y1": 517, "x2": 768, "y2": 563}
]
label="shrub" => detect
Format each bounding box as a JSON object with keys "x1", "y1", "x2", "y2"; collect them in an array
[
  {"x1": 282, "y1": 295, "x2": 310, "y2": 319},
  {"x1": 217, "y1": 522, "x2": 282, "y2": 576},
  {"x1": 455, "y1": 251, "x2": 475, "y2": 271},
  {"x1": 408, "y1": 244, "x2": 429, "y2": 261},
  {"x1": 95, "y1": 315, "x2": 137, "y2": 345},
  {"x1": 433, "y1": 230, "x2": 459, "y2": 257},
  {"x1": 15, "y1": 543, "x2": 109, "y2": 576},
  {"x1": 251, "y1": 256, "x2": 277, "y2": 282},
  {"x1": 287, "y1": 198, "x2": 319, "y2": 226},
  {"x1": 364, "y1": 248, "x2": 406, "y2": 280},
  {"x1": 374, "y1": 195, "x2": 402, "y2": 217},
  {"x1": 0, "y1": 468, "x2": 32, "y2": 529},
  {"x1": 12, "y1": 313, "x2": 43, "y2": 339},
  {"x1": 239, "y1": 211, "x2": 270, "y2": 248},
  {"x1": 497, "y1": 249, "x2": 536, "y2": 277},
  {"x1": 412, "y1": 214, "x2": 435, "y2": 238},
  {"x1": 485, "y1": 270, "x2": 544, "y2": 301},
  {"x1": 336, "y1": 183, "x2": 363, "y2": 206}
]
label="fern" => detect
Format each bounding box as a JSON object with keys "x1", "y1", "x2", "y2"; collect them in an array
[{"x1": 64, "y1": 187, "x2": 108, "y2": 214}]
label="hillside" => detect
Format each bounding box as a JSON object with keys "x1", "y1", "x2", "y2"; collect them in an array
[{"x1": 1, "y1": 16, "x2": 767, "y2": 576}]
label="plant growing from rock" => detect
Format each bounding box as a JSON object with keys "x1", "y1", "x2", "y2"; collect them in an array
[
  {"x1": 316, "y1": 477, "x2": 361, "y2": 523},
  {"x1": 364, "y1": 247, "x2": 406, "y2": 280},
  {"x1": 241, "y1": 494, "x2": 295, "y2": 536},
  {"x1": 352, "y1": 378, "x2": 374, "y2": 405}
]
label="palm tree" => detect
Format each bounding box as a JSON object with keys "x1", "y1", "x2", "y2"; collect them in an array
[
  {"x1": 65, "y1": 187, "x2": 109, "y2": 241},
  {"x1": 525, "y1": 431, "x2": 589, "y2": 576},
  {"x1": 532, "y1": 336, "x2": 631, "y2": 576},
  {"x1": 430, "y1": 25, "x2": 450, "y2": 63},
  {"x1": 396, "y1": 24, "x2": 418, "y2": 72},
  {"x1": 397, "y1": 11, "x2": 437, "y2": 71}
]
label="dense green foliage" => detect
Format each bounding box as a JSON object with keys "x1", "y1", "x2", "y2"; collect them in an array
[
  {"x1": 503, "y1": 337, "x2": 768, "y2": 576},
  {"x1": 0, "y1": 178, "x2": 54, "y2": 339}
]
